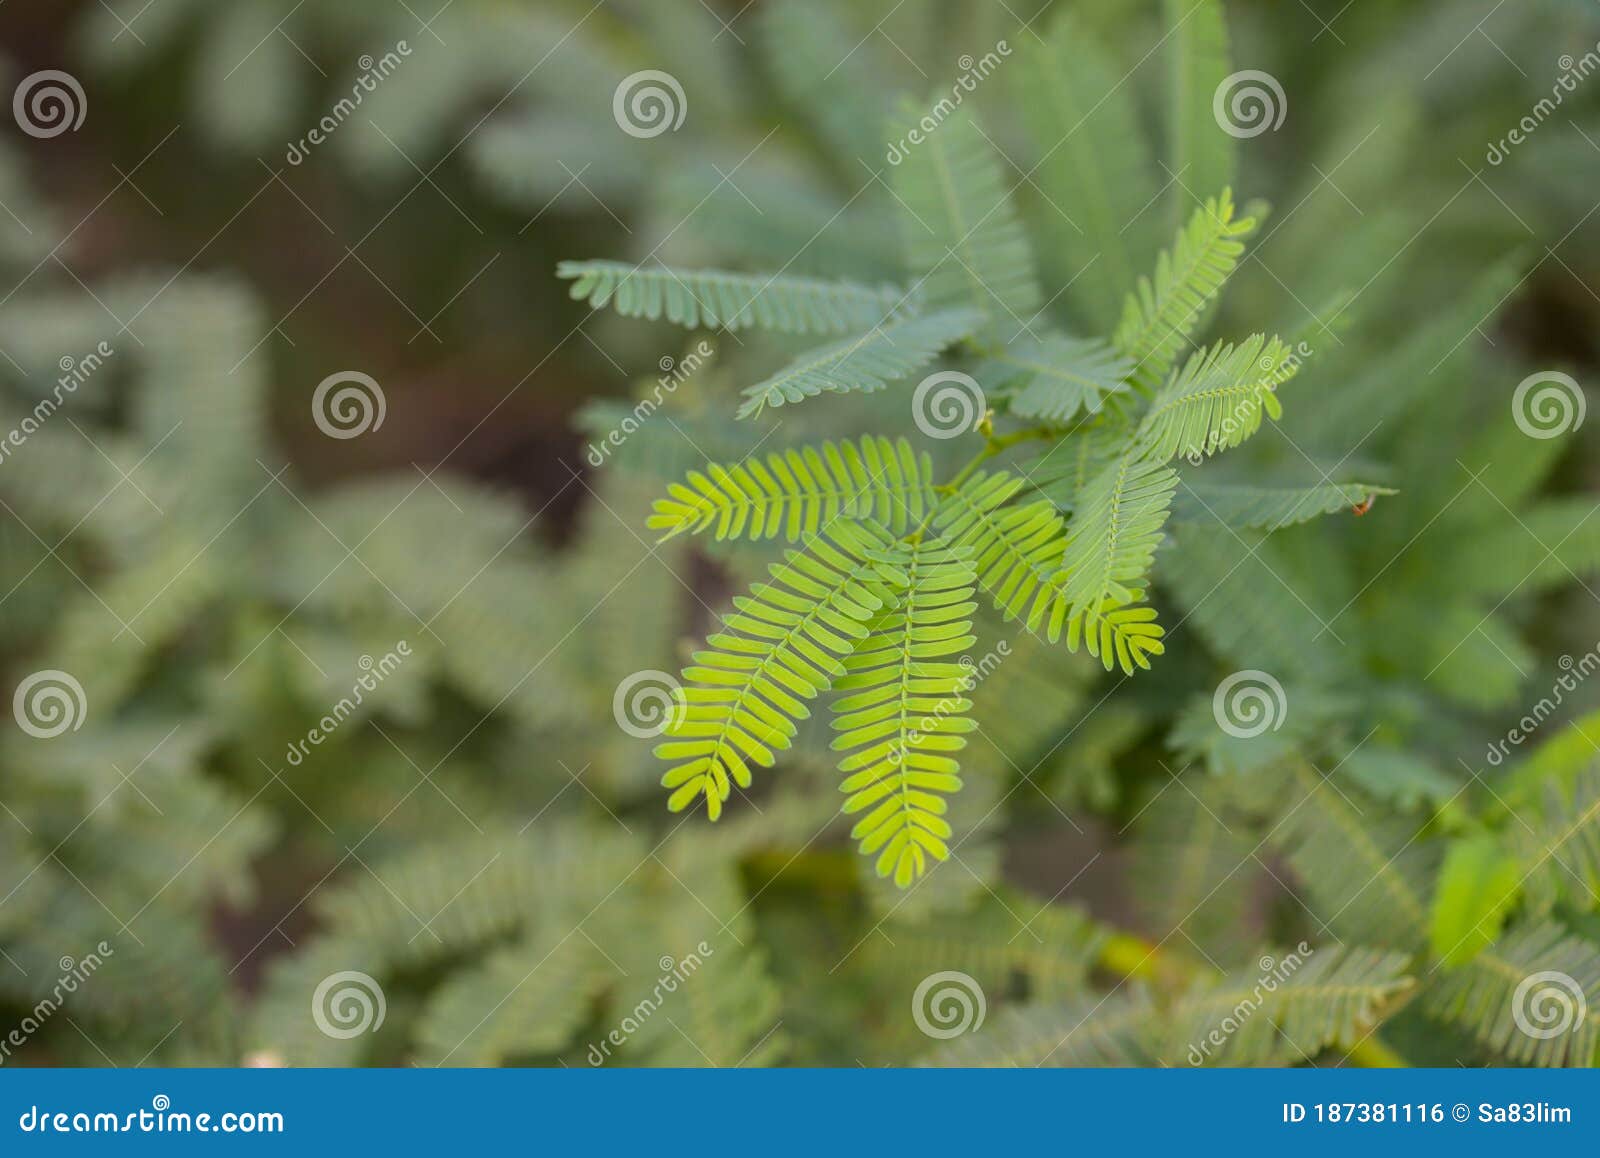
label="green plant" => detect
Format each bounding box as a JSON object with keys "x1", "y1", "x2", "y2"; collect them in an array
[
  {"x1": 553, "y1": 0, "x2": 1600, "y2": 1069},
  {"x1": 5, "y1": 0, "x2": 1599, "y2": 1072},
  {"x1": 561, "y1": 26, "x2": 1378, "y2": 889}
]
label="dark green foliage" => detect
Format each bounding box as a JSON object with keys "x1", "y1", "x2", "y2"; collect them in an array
[{"x1": 4, "y1": 0, "x2": 1599, "y2": 1072}]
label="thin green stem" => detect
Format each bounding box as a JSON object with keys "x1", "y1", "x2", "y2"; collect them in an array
[{"x1": 942, "y1": 425, "x2": 1055, "y2": 492}]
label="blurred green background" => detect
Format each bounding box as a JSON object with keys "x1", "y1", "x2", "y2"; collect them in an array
[{"x1": 2, "y1": 0, "x2": 1600, "y2": 1068}]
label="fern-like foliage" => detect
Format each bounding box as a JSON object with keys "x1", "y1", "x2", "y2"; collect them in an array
[
  {"x1": 1131, "y1": 779, "x2": 1256, "y2": 961},
  {"x1": 557, "y1": 261, "x2": 905, "y2": 334},
  {"x1": 923, "y1": 991, "x2": 1158, "y2": 1067},
  {"x1": 890, "y1": 101, "x2": 1041, "y2": 332},
  {"x1": 1166, "y1": 946, "x2": 1414, "y2": 1066},
  {"x1": 1134, "y1": 335, "x2": 1295, "y2": 462},
  {"x1": 1024, "y1": 424, "x2": 1131, "y2": 513},
  {"x1": 989, "y1": 335, "x2": 1134, "y2": 424},
  {"x1": 656, "y1": 521, "x2": 895, "y2": 819},
  {"x1": 570, "y1": 5, "x2": 1367, "y2": 896},
  {"x1": 1165, "y1": 0, "x2": 1236, "y2": 230},
  {"x1": 1058, "y1": 456, "x2": 1179, "y2": 625},
  {"x1": 411, "y1": 935, "x2": 603, "y2": 1066},
  {"x1": 932, "y1": 471, "x2": 1166, "y2": 673},
  {"x1": 1512, "y1": 763, "x2": 1600, "y2": 917},
  {"x1": 1164, "y1": 525, "x2": 1355, "y2": 687},
  {"x1": 1271, "y1": 768, "x2": 1435, "y2": 949},
  {"x1": 920, "y1": 938, "x2": 1407, "y2": 1068},
  {"x1": 854, "y1": 893, "x2": 1107, "y2": 1003},
  {"x1": 588, "y1": 218, "x2": 1313, "y2": 891},
  {"x1": 26, "y1": 0, "x2": 1600, "y2": 1072},
  {"x1": 758, "y1": 0, "x2": 894, "y2": 170},
  {"x1": 1422, "y1": 922, "x2": 1600, "y2": 1067},
  {"x1": 1115, "y1": 190, "x2": 1255, "y2": 392},
  {"x1": 1430, "y1": 835, "x2": 1523, "y2": 967},
  {"x1": 1019, "y1": 13, "x2": 1159, "y2": 334},
  {"x1": 647, "y1": 436, "x2": 937, "y2": 542},
  {"x1": 932, "y1": 472, "x2": 1070, "y2": 628},
  {"x1": 736, "y1": 308, "x2": 980, "y2": 417},
  {"x1": 831, "y1": 539, "x2": 978, "y2": 886},
  {"x1": 1171, "y1": 480, "x2": 1395, "y2": 530}
]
